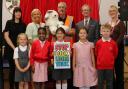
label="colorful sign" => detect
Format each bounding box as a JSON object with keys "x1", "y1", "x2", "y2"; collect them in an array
[{"x1": 54, "y1": 42, "x2": 70, "y2": 69}]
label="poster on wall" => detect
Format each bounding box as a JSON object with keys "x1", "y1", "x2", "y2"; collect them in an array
[
  {"x1": 6, "y1": 0, "x2": 20, "y2": 14},
  {"x1": 54, "y1": 42, "x2": 70, "y2": 69}
]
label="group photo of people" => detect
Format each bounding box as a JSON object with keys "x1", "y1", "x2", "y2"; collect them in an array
[{"x1": 1, "y1": 0, "x2": 128, "y2": 89}]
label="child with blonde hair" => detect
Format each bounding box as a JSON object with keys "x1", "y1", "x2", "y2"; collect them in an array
[
  {"x1": 95, "y1": 24, "x2": 118, "y2": 89},
  {"x1": 13, "y1": 33, "x2": 31, "y2": 89}
]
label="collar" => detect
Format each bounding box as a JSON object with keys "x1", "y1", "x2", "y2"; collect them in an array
[
  {"x1": 39, "y1": 40, "x2": 45, "y2": 47},
  {"x1": 79, "y1": 40, "x2": 88, "y2": 44},
  {"x1": 108, "y1": 19, "x2": 120, "y2": 27},
  {"x1": 56, "y1": 40, "x2": 64, "y2": 43},
  {"x1": 39, "y1": 40, "x2": 45, "y2": 44},
  {"x1": 59, "y1": 14, "x2": 67, "y2": 20},
  {"x1": 19, "y1": 45, "x2": 27, "y2": 51},
  {"x1": 19, "y1": 45, "x2": 27, "y2": 48},
  {"x1": 84, "y1": 17, "x2": 90, "y2": 22},
  {"x1": 84, "y1": 17, "x2": 90, "y2": 26},
  {"x1": 102, "y1": 37, "x2": 111, "y2": 42}
]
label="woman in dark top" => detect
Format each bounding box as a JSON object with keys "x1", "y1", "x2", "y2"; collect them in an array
[
  {"x1": 3, "y1": 7, "x2": 26, "y2": 89},
  {"x1": 108, "y1": 5, "x2": 126, "y2": 89}
]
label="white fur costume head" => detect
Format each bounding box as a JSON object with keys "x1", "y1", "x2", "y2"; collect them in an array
[{"x1": 44, "y1": 10, "x2": 69, "y2": 35}]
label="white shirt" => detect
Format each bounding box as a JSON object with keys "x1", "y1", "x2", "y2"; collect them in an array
[
  {"x1": 13, "y1": 45, "x2": 27, "y2": 59},
  {"x1": 56, "y1": 40, "x2": 64, "y2": 43},
  {"x1": 102, "y1": 37, "x2": 111, "y2": 42},
  {"x1": 84, "y1": 17, "x2": 90, "y2": 26},
  {"x1": 39, "y1": 40, "x2": 45, "y2": 47},
  {"x1": 26, "y1": 22, "x2": 45, "y2": 40}
]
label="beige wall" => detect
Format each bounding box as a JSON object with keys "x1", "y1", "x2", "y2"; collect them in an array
[
  {"x1": 2, "y1": 0, "x2": 12, "y2": 31},
  {"x1": 99, "y1": 0, "x2": 119, "y2": 24}
]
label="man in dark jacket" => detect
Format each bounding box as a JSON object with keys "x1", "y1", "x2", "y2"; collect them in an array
[{"x1": 76, "y1": 4, "x2": 100, "y2": 43}]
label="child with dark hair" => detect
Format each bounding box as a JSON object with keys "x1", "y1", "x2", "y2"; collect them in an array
[
  {"x1": 50, "y1": 27, "x2": 72, "y2": 89},
  {"x1": 30, "y1": 27, "x2": 50, "y2": 89},
  {"x1": 73, "y1": 27, "x2": 97, "y2": 89}
]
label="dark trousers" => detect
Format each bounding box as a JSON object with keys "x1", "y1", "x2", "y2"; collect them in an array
[
  {"x1": 5, "y1": 48, "x2": 19, "y2": 89},
  {"x1": 114, "y1": 47, "x2": 124, "y2": 89},
  {"x1": 0, "y1": 62, "x2": 3, "y2": 89},
  {"x1": 98, "y1": 69, "x2": 114, "y2": 89},
  {"x1": 67, "y1": 69, "x2": 77, "y2": 89},
  {"x1": 8, "y1": 57, "x2": 19, "y2": 89}
]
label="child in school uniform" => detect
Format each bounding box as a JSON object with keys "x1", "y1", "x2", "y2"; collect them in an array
[
  {"x1": 50, "y1": 27, "x2": 72, "y2": 89},
  {"x1": 13, "y1": 33, "x2": 31, "y2": 89},
  {"x1": 72, "y1": 27, "x2": 97, "y2": 89},
  {"x1": 30, "y1": 27, "x2": 51, "y2": 89},
  {"x1": 95, "y1": 24, "x2": 118, "y2": 89}
]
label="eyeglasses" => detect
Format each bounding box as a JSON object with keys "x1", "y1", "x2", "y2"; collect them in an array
[
  {"x1": 82, "y1": 9, "x2": 90, "y2": 12},
  {"x1": 109, "y1": 10, "x2": 117, "y2": 12},
  {"x1": 58, "y1": 6, "x2": 65, "y2": 9}
]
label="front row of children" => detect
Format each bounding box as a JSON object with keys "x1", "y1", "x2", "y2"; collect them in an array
[{"x1": 13, "y1": 23, "x2": 118, "y2": 89}]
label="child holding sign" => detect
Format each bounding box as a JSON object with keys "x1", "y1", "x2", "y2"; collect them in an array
[
  {"x1": 50, "y1": 27, "x2": 71, "y2": 89},
  {"x1": 30, "y1": 27, "x2": 50, "y2": 89},
  {"x1": 73, "y1": 27, "x2": 97, "y2": 89}
]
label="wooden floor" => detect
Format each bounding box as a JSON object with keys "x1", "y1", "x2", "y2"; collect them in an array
[
  {"x1": 3, "y1": 69, "x2": 56, "y2": 89},
  {"x1": 4, "y1": 80, "x2": 128, "y2": 89},
  {"x1": 3, "y1": 69, "x2": 128, "y2": 89}
]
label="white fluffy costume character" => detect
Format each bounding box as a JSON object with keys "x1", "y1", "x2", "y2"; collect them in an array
[{"x1": 44, "y1": 10, "x2": 69, "y2": 35}]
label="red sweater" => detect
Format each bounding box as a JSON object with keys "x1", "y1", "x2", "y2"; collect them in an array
[
  {"x1": 30, "y1": 40, "x2": 51, "y2": 65},
  {"x1": 95, "y1": 39, "x2": 118, "y2": 69}
]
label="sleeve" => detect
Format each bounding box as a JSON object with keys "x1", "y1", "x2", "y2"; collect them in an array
[
  {"x1": 72, "y1": 43, "x2": 76, "y2": 49},
  {"x1": 90, "y1": 42, "x2": 94, "y2": 48},
  {"x1": 116, "y1": 21, "x2": 126, "y2": 45},
  {"x1": 26, "y1": 23, "x2": 33, "y2": 40},
  {"x1": 75, "y1": 24, "x2": 79, "y2": 42},
  {"x1": 30, "y1": 42, "x2": 35, "y2": 65},
  {"x1": 22, "y1": 22, "x2": 27, "y2": 33},
  {"x1": 95, "y1": 42, "x2": 99, "y2": 56},
  {"x1": 114, "y1": 42, "x2": 118, "y2": 59},
  {"x1": 3, "y1": 20, "x2": 10, "y2": 32},
  {"x1": 48, "y1": 42, "x2": 52, "y2": 60},
  {"x1": 49, "y1": 42, "x2": 54, "y2": 59},
  {"x1": 94, "y1": 21, "x2": 100, "y2": 43},
  {"x1": 13, "y1": 47, "x2": 18, "y2": 59}
]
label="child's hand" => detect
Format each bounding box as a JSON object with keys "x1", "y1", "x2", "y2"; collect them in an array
[
  {"x1": 22, "y1": 69, "x2": 27, "y2": 72},
  {"x1": 19, "y1": 68, "x2": 26, "y2": 72},
  {"x1": 31, "y1": 65, "x2": 35, "y2": 73},
  {"x1": 23, "y1": 67, "x2": 29, "y2": 72},
  {"x1": 51, "y1": 59, "x2": 54, "y2": 65},
  {"x1": 69, "y1": 50, "x2": 72, "y2": 56}
]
